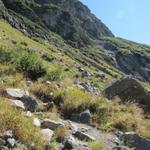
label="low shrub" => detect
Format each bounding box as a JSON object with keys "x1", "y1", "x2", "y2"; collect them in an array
[
  {"x1": 0, "y1": 48, "x2": 46, "y2": 80},
  {"x1": 0, "y1": 48, "x2": 11, "y2": 63},
  {"x1": 12, "y1": 49, "x2": 46, "y2": 80},
  {"x1": 47, "y1": 67, "x2": 63, "y2": 81}
]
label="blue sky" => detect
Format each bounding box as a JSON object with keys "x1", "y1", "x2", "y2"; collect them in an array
[{"x1": 80, "y1": 0, "x2": 150, "y2": 45}]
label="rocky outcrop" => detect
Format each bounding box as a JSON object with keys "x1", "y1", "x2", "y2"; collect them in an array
[
  {"x1": 0, "y1": 130, "x2": 27, "y2": 149},
  {"x1": 1, "y1": 0, "x2": 113, "y2": 48},
  {"x1": 116, "y1": 52, "x2": 150, "y2": 82},
  {"x1": 5, "y1": 88, "x2": 38, "y2": 111},
  {"x1": 116, "y1": 131, "x2": 150, "y2": 150},
  {"x1": 5, "y1": 88, "x2": 29, "y2": 99},
  {"x1": 103, "y1": 77, "x2": 150, "y2": 106}
]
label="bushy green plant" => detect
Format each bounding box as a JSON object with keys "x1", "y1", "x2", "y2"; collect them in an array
[
  {"x1": 0, "y1": 48, "x2": 11, "y2": 63},
  {"x1": 47, "y1": 67, "x2": 63, "y2": 81},
  {"x1": 12, "y1": 49, "x2": 46, "y2": 80}
]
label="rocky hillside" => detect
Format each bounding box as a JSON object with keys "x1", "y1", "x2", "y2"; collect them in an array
[
  {"x1": 0, "y1": 0, "x2": 150, "y2": 150},
  {"x1": 0, "y1": 0, "x2": 113, "y2": 47},
  {"x1": 0, "y1": 0, "x2": 149, "y2": 82}
]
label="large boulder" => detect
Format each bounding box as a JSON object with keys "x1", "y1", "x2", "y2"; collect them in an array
[
  {"x1": 79, "y1": 109, "x2": 91, "y2": 124},
  {"x1": 21, "y1": 96, "x2": 38, "y2": 112},
  {"x1": 5, "y1": 88, "x2": 37, "y2": 111},
  {"x1": 103, "y1": 77, "x2": 150, "y2": 105},
  {"x1": 5, "y1": 88, "x2": 29, "y2": 99},
  {"x1": 120, "y1": 132, "x2": 150, "y2": 150},
  {"x1": 70, "y1": 109, "x2": 91, "y2": 124}
]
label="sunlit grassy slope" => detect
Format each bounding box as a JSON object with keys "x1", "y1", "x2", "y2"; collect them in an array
[{"x1": 0, "y1": 19, "x2": 150, "y2": 143}]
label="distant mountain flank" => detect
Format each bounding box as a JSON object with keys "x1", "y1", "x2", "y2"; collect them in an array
[{"x1": 0, "y1": 0, "x2": 113, "y2": 47}]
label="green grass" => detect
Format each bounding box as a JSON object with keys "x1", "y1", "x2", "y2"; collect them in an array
[
  {"x1": 89, "y1": 141, "x2": 104, "y2": 150},
  {"x1": 0, "y1": 17, "x2": 150, "y2": 147},
  {"x1": 0, "y1": 98, "x2": 45, "y2": 149}
]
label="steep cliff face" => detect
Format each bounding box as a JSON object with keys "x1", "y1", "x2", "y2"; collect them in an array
[{"x1": 1, "y1": 0, "x2": 113, "y2": 47}]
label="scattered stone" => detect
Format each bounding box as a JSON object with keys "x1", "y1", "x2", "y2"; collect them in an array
[
  {"x1": 74, "y1": 131, "x2": 95, "y2": 141},
  {"x1": 4, "y1": 130, "x2": 13, "y2": 138},
  {"x1": 79, "y1": 127, "x2": 89, "y2": 133},
  {"x1": 62, "y1": 136, "x2": 77, "y2": 150},
  {"x1": 41, "y1": 129, "x2": 54, "y2": 144},
  {"x1": 25, "y1": 111, "x2": 32, "y2": 117},
  {"x1": 7, "y1": 138, "x2": 16, "y2": 148},
  {"x1": 46, "y1": 81, "x2": 52, "y2": 85},
  {"x1": 68, "y1": 122, "x2": 78, "y2": 134},
  {"x1": 5, "y1": 88, "x2": 29, "y2": 99},
  {"x1": 32, "y1": 118, "x2": 41, "y2": 128},
  {"x1": 79, "y1": 109, "x2": 91, "y2": 124},
  {"x1": 26, "y1": 80, "x2": 32, "y2": 86},
  {"x1": 62, "y1": 136, "x2": 90, "y2": 150},
  {"x1": 42, "y1": 119, "x2": 65, "y2": 130},
  {"x1": 8, "y1": 99, "x2": 25, "y2": 110},
  {"x1": 74, "y1": 82, "x2": 100, "y2": 95}
]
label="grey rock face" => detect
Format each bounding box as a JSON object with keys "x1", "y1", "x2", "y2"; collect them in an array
[
  {"x1": 121, "y1": 132, "x2": 150, "y2": 150},
  {"x1": 5, "y1": 88, "x2": 29, "y2": 99},
  {"x1": 79, "y1": 109, "x2": 91, "y2": 124},
  {"x1": 1, "y1": 0, "x2": 113, "y2": 48},
  {"x1": 103, "y1": 77, "x2": 150, "y2": 105},
  {"x1": 116, "y1": 52, "x2": 150, "y2": 82}
]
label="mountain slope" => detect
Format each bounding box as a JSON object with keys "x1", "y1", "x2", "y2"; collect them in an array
[
  {"x1": 0, "y1": 0, "x2": 149, "y2": 82},
  {"x1": 0, "y1": 1, "x2": 150, "y2": 149},
  {"x1": 0, "y1": 0, "x2": 113, "y2": 47}
]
